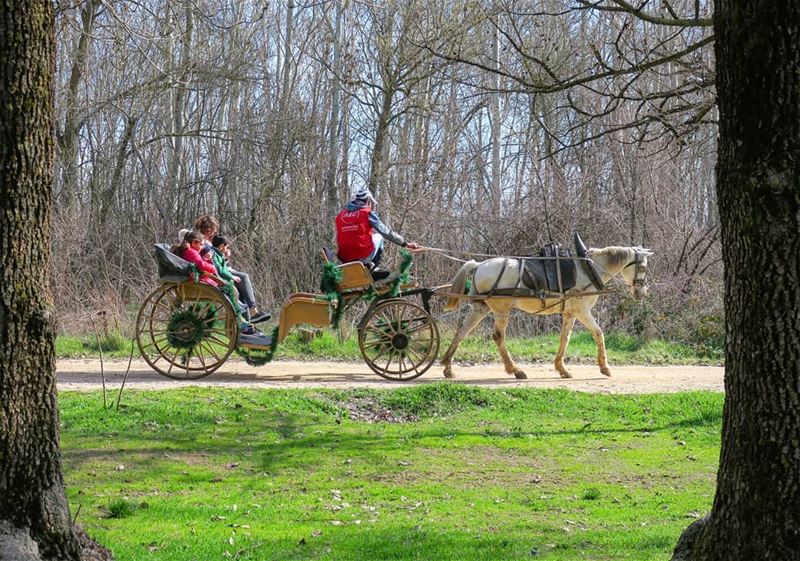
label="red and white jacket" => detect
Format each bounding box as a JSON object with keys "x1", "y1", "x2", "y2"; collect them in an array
[{"x1": 335, "y1": 201, "x2": 406, "y2": 262}]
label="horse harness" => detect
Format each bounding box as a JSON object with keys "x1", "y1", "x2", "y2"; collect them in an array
[
  {"x1": 481, "y1": 246, "x2": 650, "y2": 305},
  {"x1": 624, "y1": 251, "x2": 648, "y2": 288},
  {"x1": 485, "y1": 244, "x2": 605, "y2": 305}
]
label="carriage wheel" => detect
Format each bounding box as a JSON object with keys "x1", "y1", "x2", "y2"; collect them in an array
[
  {"x1": 358, "y1": 298, "x2": 440, "y2": 381},
  {"x1": 135, "y1": 283, "x2": 238, "y2": 380}
]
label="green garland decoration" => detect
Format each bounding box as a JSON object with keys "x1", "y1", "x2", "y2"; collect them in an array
[
  {"x1": 320, "y1": 261, "x2": 346, "y2": 329},
  {"x1": 320, "y1": 262, "x2": 343, "y2": 294},
  {"x1": 389, "y1": 249, "x2": 414, "y2": 297},
  {"x1": 166, "y1": 305, "x2": 216, "y2": 350},
  {"x1": 236, "y1": 325, "x2": 280, "y2": 366},
  {"x1": 319, "y1": 250, "x2": 415, "y2": 329}
]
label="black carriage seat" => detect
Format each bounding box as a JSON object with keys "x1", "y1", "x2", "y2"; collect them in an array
[
  {"x1": 521, "y1": 243, "x2": 577, "y2": 294},
  {"x1": 153, "y1": 243, "x2": 195, "y2": 284}
]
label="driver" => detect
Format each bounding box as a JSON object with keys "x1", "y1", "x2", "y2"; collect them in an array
[{"x1": 335, "y1": 187, "x2": 419, "y2": 275}]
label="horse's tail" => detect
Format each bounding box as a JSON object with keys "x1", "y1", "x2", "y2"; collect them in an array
[{"x1": 444, "y1": 260, "x2": 479, "y2": 311}]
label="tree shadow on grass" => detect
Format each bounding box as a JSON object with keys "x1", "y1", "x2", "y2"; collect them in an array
[{"x1": 61, "y1": 403, "x2": 720, "y2": 479}]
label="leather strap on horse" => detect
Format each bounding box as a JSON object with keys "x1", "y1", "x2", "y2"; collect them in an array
[{"x1": 580, "y1": 258, "x2": 605, "y2": 291}]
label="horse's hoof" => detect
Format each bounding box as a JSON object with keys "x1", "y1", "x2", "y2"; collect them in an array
[
  {"x1": 600, "y1": 367, "x2": 612, "y2": 377},
  {"x1": 513, "y1": 370, "x2": 527, "y2": 379},
  {"x1": 558, "y1": 370, "x2": 572, "y2": 379}
]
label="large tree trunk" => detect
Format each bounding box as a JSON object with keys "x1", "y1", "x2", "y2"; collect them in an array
[
  {"x1": 672, "y1": 2, "x2": 800, "y2": 560},
  {"x1": 0, "y1": 3, "x2": 82, "y2": 560}
]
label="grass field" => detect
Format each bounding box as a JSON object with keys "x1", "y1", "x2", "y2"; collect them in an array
[
  {"x1": 60, "y1": 385, "x2": 722, "y2": 560},
  {"x1": 56, "y1": 328, "x2": 724, "y2": 365}
]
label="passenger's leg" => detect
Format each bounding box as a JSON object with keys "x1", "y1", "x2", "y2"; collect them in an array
[{"x1": 230, "y1": 269, "x2": 256, "y2": 308}]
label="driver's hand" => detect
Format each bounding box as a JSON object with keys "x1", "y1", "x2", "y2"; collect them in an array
[{"x1": 406, "y1": 242, "x2": 420, "y2": 250}]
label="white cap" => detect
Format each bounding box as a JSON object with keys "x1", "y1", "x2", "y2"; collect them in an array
[{"x1": 352, "y1": 187, "x2": 376, "y2": 204}]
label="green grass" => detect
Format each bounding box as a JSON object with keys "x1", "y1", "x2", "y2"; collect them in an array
[
  {"x1": 57, "y1": 334, "x2": 136, "y2": 359},
  {"x1": 60, "y1": 386, "x2": 722, "y2": 560},
  {"x1": 57, "y1": 329, "x2": 723, "y2": 364}
]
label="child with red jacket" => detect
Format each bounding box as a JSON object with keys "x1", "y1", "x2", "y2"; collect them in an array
[{"x1": 171, "y1": 230, "x2": 221, "y2": 286}]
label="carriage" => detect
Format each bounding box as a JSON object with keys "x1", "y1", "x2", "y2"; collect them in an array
[
  {"x1": 135, "y1": 236, "x2": 652, "y2": 382},
  {"x1": 135, "y1": 245, "x2": 441, "y2": 382}
]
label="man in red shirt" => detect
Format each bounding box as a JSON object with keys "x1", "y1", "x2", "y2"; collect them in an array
[{"x1": 335, "y1": 187, "x2": 419, "y2": 272}]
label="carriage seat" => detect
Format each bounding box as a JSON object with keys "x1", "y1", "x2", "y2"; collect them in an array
[
  {"x1": 320, "y1": 246, "x2": 397, "y2": 291},
  {"x1": 153, "y1": 243, "x2": 195, "y2": 283},
  {"x1": 521, "y1": 244, "x2": 576, "y2": 294}
]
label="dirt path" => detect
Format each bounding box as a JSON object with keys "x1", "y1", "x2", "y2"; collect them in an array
[{"x1": 56, "y1": 359, "x2": 724, "y2": 394}]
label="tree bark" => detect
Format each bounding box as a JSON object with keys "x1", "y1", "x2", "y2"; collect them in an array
[
  {"x1": 0, "y1": 2, "x2": 82, "y2": 560},
  {"x1": 671, "y1": 2, "x2": 800, "y2": 559}
]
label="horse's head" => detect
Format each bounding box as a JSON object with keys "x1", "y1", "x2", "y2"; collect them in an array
[
  {"x1": 587, "y1": 246, "x2": 653, "y2": 300},
  {"x1": 620, "y1": 248, "x2": 653, "y2": 300}
]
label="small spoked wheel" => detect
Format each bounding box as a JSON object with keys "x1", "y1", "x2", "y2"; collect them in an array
[
  {"x1": 358, "y1": 298, "x2": 440, "y2": 381},
  {"x1": 136, "y1": 282, "x2": 238, "y2": 379}
]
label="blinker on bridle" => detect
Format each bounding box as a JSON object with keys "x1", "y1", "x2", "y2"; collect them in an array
[{"x1": 623, "y1": 252, "x2": 648, "y2": 287}]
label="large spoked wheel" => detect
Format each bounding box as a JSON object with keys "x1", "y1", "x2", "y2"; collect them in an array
[
  {"x1": 136, "y1": 282, "x2": 238, "y2": 380},
  {"x1": 358, "y1": 298, "x2": 440, "y2": 381}
]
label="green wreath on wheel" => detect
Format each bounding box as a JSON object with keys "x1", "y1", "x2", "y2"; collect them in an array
[{"x1": 166, "y1": 304, "x2": 217, "y2": 350}]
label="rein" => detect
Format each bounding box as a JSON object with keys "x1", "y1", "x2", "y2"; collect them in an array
[{"x1": 421, "y1": 245, "x2": 599, "y2": 265}]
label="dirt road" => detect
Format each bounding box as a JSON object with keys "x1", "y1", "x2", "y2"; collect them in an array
[{"x1": 56, "y1": 359, "x2": 724, "y2": 394}]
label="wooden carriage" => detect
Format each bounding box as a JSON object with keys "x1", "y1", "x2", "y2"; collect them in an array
[{"x1": 135, "y1": 245, "x2": 440, "y2": 381}]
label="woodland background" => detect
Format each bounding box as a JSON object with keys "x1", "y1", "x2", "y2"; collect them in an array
[{"x1": 52, "y1": 0, "x2": 721, "y2": 348}]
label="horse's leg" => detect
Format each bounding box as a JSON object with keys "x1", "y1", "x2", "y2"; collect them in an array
[
  {"x1": 575, "y1": 311, "x2": 611, "y2": 377},
  {"x1": 554, "y1": 313, "x2": 576, "y2": 379},
  {"x1": 440, "y1": 302, "x2": 490, "y2": 378},
  {"x1": 490, "y1": 312, "x2": 527, "y2": 379}
]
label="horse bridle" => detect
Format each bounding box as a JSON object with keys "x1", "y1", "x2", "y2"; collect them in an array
[{"x1": 623, "y1": 251, "x2": 648, "y2": 288}]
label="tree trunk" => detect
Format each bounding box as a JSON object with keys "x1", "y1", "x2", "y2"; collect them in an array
[
  {"x1": 324, "y1": 0, "x2": 344, "y2": 231},
  {"x1": 671, "y1": 2, "x2": 800, "y2": 559},
  {"x1": 167, "y1": 4, "x2": 193, "y2": 203},
  {"x1": 0, "y1": 3, "x2": 82, "y2": 560},
  {"x1": 368, "y1": 85, "x2": 395, "y2": 199},
  {"x1": 489, "y1": 20, "x2": 502, "y2": 217},
  {"x1": 57, "y1": 0, "x2": 96, "y2": 211}
]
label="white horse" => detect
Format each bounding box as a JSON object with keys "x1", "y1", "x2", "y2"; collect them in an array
[{"x1": 440, "y1": 245, "x2": 653, "y2": 379}]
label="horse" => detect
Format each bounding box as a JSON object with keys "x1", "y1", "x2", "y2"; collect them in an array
[{"x1": 440, "y1": 244, "x2": 653, "y2": 379}]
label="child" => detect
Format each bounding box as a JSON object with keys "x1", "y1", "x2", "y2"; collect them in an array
[
  {"x1": 170, "y1": 230, "x2": 221, "y2": 287},
  {"x1": 212, "y1": 233, "x2": 270, "y2": 323},
  {"x1": 172, "y1": 230, "x2": 262, "y2": 337},
  {"x1": 199, "y1": 245, "x2": 214, "y2": 264},
  {"x1": 194, "y1": 214, "x2": 270, "y2": 323}
]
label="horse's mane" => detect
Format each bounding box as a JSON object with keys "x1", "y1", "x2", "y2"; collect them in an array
[{"x1": 587, "y1": 246, "x2": 637, "y2": 269}]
